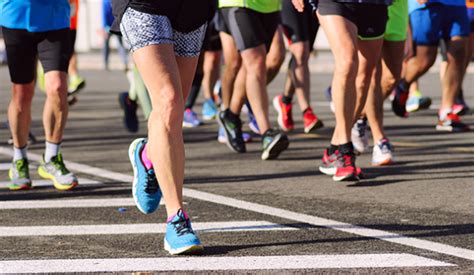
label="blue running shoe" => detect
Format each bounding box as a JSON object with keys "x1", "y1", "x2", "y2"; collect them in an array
[
  {"x1": 128, "y1": 138, "x2": 162, "y2": 214},
  {"x1": 244, "y1": 101, "x2": 260, "y2": 135},
  {"x1": 183, "y1": 108, "x2": 201, "y2": 128},
  {"x1": 202, "y1": 99, "x2": 218, "y2": 121},
  {"x1": 164, "y1": 209, "x2": 203, "y2": 255}
]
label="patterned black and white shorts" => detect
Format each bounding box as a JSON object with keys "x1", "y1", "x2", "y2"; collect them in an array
[{"x1": 120, "y1": 7, "x2": 207, "y2": 57}]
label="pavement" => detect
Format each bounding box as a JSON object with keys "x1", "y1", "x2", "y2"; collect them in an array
[{"x1": 0, "y1": 53, "x2": 473, "y2": 273}]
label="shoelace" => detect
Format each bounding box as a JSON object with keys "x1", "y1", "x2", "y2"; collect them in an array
[
  {"x1": 341, "y1": 152, "x2": 356, "y2": 167},
  {"x1": 51, "y1": 156, "x2": 70, "y2": 175},
  {"x1": 172, "y1": 218, "x2": 194, "y2": 236},
  {"x1": 144, "y1": 170, "x2": 159, "y2": 194},
  {"x1": 15, "y1": 160, "x2": 28, "y2": 178},
  {"x1": 379, "y1": 141, "x2": 393, "y2": 154}
]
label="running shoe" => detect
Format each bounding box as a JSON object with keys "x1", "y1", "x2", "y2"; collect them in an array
[
  {"x1": 37, "y1": 153, "x2": 78, "y2": 191},
  {"x1": 303, "y1": 107, "x2": 323, "y2": 134},
  {"x1": 217, "y1": 110, "x2": 246, "y2": 153},
  {"x1": 118, "y1": 92, "x2": 139, "y2": 133},
  {"x1": 218, "y1": 126, "x2": 252, "y2": 144},
  {"x1": 183, "y1": 108, "x2": 201, "y2": 128},
  {"x1": 436, "y1": 113, "x2": 470, "y2": 132},
  {"x1": 324, "y1": 86, "x2": 335, "y2": 114},
  {"x1": 164, "y1": 209, "x2": 203, "y2": 255},
  {"x1": 319, "y1": 149, "x2": 339, "y2": 176},
  {"x1": 453, "y1": 94, "x2": 471, "y2": 116},
  {"x1": 273, "y1": 95, "x2": 294, "y2": 132},
  {"x1": 8, "y1": 158, "x2": 32, "y2": 191},
  {"x1": 371, "y1": 138, "x2": 394, "y2": 166},
  {"x1": 261, "y1": 128, "x2": 289, "y2": 160},
  {"x1": 391, "y1": 85, "x2": 409, "y2": 118},
  {"x1": 351, "y1": 118, "x2": 369, "y2": 154},
  {"x1": 333, "y1": 151, "x2": 359, "y2": 182},
  {"x1": 213, "y1": 80, "x2": 222, "y2": 106},
  {"x1": 246, "y1": 102, "x2": 260, "y2": 135},
  {"x1": 68, "y1": 74, "x2": 86, "y2": 95},
  {"x1": 202, "y1": 98, "x2": 218, "y2": 121},
  {"x1": 406, "y1": 91, "x2": 432, "y2": 113},
  {"x1": 128, "y1": 138, "x2": 162, "y2": 214}
]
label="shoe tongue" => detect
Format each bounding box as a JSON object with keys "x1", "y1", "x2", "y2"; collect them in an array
[{"x1": 168, "y1": 209, "x2": 188, "y2": 223}]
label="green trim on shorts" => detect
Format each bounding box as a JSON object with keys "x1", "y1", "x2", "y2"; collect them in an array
[
  {"x1": 384, "y1": 0, "x2": 408, "y2": 41},
  {"x1": 358, "y1": 34, "x2": 385, "y2": 41},
  {"x1": 219, "y1": 0, "x2": 281, "y2": 13}
]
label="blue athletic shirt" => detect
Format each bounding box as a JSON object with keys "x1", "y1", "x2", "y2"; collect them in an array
[
  {"x1": 0, "y1": 0, "x2": 70, "y2": 32},
  {"x1": 409, "y1": 0, "x2": 466, "y2": 13}
]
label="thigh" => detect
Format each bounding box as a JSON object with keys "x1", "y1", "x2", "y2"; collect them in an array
[
  {"x1": 281, "y1": 0, "x2": 309, "y2": 44},
  {"x1": 37, "y1": 28, "x2": 71, "y2": 74},
  {"x1": 2, "y1": 27, "x2": 38, "y2": 84},
  {"x1": 261, "y1": 12, "x2": 281, "y2": 51}
]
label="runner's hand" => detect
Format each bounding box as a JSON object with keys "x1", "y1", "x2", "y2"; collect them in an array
[
  {"x1": 292, "y1": 0, "x2": 305, "y2": 12},
  {"x1": 416, "y1": 0, "x2": 428, "y2": 4}
]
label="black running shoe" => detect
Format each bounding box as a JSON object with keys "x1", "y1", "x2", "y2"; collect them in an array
[
  {"x1": 118, "y1": 92, "x2": 139, "y2": 133},
  {"x1": 261, "y1": 128, "x2": 289, "y2": 160},
  {"x1": 391, "y1": 85, "x2": 409, "y2": 118},
  {"x1": 217, "y1": 110, "x2": 246, "y2": 153}
]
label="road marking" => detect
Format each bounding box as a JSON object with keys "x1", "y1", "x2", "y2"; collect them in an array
[
  {"x1": 0, "y1": 163, "x2": 36, "y2": 171},
  {"x1": 0, "y1": 198, "x2": 145, "y2": 209},
  {"x1": 0, "y1": 221, "x2": 297, "y2": 237},
  {"x1": 0, "y1": 254, "x2": 453, "y2": 273},
  {"x1": 1, "y1": 147, "x2": 473, "y2": 261},
  {"x1": 0, "y1": 178, "x2": 101, "y2": 189}
]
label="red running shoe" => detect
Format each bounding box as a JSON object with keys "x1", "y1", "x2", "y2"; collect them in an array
[
  {"x1": 333, "y1": 152, "x2": 359, "y2": 182},
  {"x1": 273, "y1": 95, "x2": 294, "y2": 132},
  {"x1": 319, "y1": 149, "x2": 339, "y2": 176},
  {"x1": 303, "y1": 107, "x2": 324, "y2": 134}
]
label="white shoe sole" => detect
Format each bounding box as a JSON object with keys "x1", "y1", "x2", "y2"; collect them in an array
[{"x1": 164, "y1": 238, "x2": 204, "y2": 255}]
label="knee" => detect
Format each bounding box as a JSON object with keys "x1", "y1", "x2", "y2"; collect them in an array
[
  {"x1": 335, "y1": 56, "x2": 358, "y2": 83},
  {"x1": 152, "y1": 88, "x2": 183, "y2": 131},
  {"x1": 45, "y1": 76, "x2": 67, "y2": 99}
]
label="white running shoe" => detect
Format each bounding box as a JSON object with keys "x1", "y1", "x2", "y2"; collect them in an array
[
  {"x1": 371, "y1": 138, "x2": 394, "y2": 166},
  {"x1": 351, "y1": 118, "x2": 369, "y2": 154}
]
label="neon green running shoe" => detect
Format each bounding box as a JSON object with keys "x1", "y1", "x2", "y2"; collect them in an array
[
  {"x1": 8, "y1": 159, "x2": 32, "y2": 191},
  {"x1": 38, "y1": 153, "x2": 78, "y2": 191},
  {"x1": 68, "y1": 74, "x2": 86, "y2": 95}
]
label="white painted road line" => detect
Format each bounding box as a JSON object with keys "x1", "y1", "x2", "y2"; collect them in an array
[
  {"x1": 1, "y1": 147, "x2": 473, "y2": 261},
  {"x1": 0, "y1": 198, "x2": 137, "y2": 209},
  {"x1": 0, "y1": 178, "x2": 101, "y2": 189},
  {"x1": 0, "y1": 221, "x2": 297, "y2": 237},
  {"x1": 0, "y1": 254, "x2": 454, "y2": 273}
]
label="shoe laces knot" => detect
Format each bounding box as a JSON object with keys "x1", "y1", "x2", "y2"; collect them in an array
[
  {"x1": 144, "y1": 169, "x2": 159, "y2": 194},
  {"x1": 172, "y1": 218, "x2": 193, "y2": 236}
]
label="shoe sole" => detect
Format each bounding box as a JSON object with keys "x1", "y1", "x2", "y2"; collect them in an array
[
  {"x1": 333, "y1": 173, "x2": 359, "y2": 182},
  {"x1": 37, "y1": 166, "x2": 78, "y2": 191},
  {"x1": 304, "y1": 120, "x2": 324, "y2": 134},
  {"x1": 8, "y1": 169, "x2": 32, "y2": 190},
  {"x1": 128, "y1": 138, "x2": 153, "y2": 215},
  {"x1": 436, "y1": 125, "x2": 470, "y2": 132},
  {"x1": 217, "y1": 115, "x2": 245, "y2": 153},
  {"x1": 371, "y1": 158, "x2": 394, "y2": 166},
  {"x1": 164, "y1": 238, "x2": 204, "y2": 255},
  {"x1": 319, "y1": 166, "x2": 336, "y2": 176},
  {"x1": 203, "y1": 113, "x2": 217, "y2": 121},
  {"x1": 273, "y1": 97, "x2": 293, "y2": 132},
  {"x1": 261, "y1": 135, "x2": 289, "y2": 160}
]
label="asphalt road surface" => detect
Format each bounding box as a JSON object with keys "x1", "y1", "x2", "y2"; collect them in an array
[{"x1": 0, "y1": 53, "x2": 473, "y2": 273}]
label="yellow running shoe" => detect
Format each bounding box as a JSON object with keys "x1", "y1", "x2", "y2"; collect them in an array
[{"x1": 8, "y1": 159, "x2": 32, "y2": 191}]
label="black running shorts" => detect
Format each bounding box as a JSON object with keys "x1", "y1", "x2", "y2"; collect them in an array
[
  {"x1": 2, "y1": 27, "x2": 70, "y2": 84},
  {"x1": 318, "y1": 0, "x2": 388, "y2": 40},
  {"x1": 219, "y1": 7, "x2": 280, "y2": 51},
  {"x1": 202, "y1": 13, "x2": 222, "y2": 52},
  {"x1": 281, "y1": 0, "x2": 319, "y2": 46}
]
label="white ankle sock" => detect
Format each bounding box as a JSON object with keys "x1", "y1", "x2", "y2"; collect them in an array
[
  {"x1": 44, "y1": 141, "x2": 60, "y2": 163},
  {"x1": 13, "y1": 146, "x2": 27, "y2": 161}
]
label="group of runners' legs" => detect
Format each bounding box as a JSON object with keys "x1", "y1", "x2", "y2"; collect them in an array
[{"x1": 0, "y1": 0, "x2": 472, "y2": 256}]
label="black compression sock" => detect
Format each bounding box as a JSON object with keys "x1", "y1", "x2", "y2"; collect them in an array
[
  {"x1": 225, "y1": 109, "x2": 240, "y2": 122},
  {"x1": 339, "y1": 142, "x2": 354, "y2": 155},
  {"x1": 282, "y1": 95, "x2": 293, "y2": 105},
  {"x1": 398, "y1": 79, "x2": 409, "y2": 91},
  {"x1": 328, "y1": 144, "x2": 338, "y2": 155}
]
